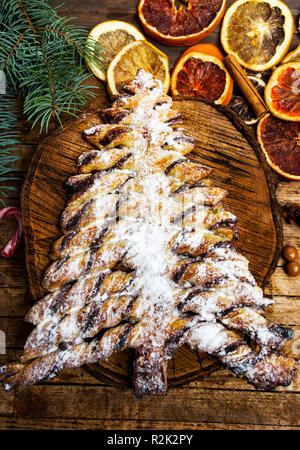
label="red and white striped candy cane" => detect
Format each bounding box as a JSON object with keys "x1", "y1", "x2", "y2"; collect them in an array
[{"x1": 0, "y1": 207, "x2": 23, "y2": 257}]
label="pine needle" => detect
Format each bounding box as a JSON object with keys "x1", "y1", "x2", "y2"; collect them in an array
[{"x1": 0, "y1": 0, "x2": 105, "y2": 205}]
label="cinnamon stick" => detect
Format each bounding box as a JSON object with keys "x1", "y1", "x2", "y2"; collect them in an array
[{"x1": 224, "y1": 54, "x2": 269, "y2": 120}]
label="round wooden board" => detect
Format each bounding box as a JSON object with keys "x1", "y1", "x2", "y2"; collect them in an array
[{"x1": 21, "y1": 98, "x2": 282, "y2": 389}]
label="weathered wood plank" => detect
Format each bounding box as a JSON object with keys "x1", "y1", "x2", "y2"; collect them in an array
[
  {"x1": 0, "y1": 289, "x2": 28, "y2": 318},
  {"x1": 0, "y1": 318, "x2": 33, "y2": 348},
  {"x1": 0, "y1": 258, "x2": 29, "y2": 320},
  {"x1": 190, "y1": 368, "x2": 300, "y2": 392},
  {"x1": 0, "y1": 390, "x2": 14, "y2": 416},
  {"x1": 13, "y1": 385, "x2": 300, "y2": 426},
  {"x1": 1, "y1": 416, "x2": 300, "y2": 430},
  {"x1": 0, "y1": 259, "x2": 28, "y2": 291},
  {"x1": 267, "y1": 296, "x2": 300, "y2": 326},
  {"x1": 277, "y1": 182, "x2": 300, "y2": 204},
  {"x1": 272, "y1": 267, "x2": 300, "y2": 296}
]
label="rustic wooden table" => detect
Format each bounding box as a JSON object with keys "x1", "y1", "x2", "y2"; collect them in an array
[{"x1": 0, "y1": 0, "x2": 300, "y2": 430}]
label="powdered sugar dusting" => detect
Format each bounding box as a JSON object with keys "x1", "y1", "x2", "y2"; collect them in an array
[
  {"x1": 40, "y1": 70, "x2": 276, "y2": 352},
  {"x1": 16, "y1": 70, "x2": 296, "y2": 393}
]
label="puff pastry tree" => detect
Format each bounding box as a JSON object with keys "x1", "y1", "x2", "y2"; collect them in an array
[{"x1": 1, "y1": 71, "x2": 296, "y2": 397}]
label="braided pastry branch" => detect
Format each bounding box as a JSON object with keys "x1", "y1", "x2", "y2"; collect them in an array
[
  {"x1": 187, "y1": 322, "x2": 296, "y2": 389},
  {"x1": 1, "y1": 323, "x2": 133, "y2": 391}
]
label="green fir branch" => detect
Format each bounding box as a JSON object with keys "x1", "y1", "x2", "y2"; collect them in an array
[
  {"x1": 0, "y1": 95, "x2": 20, "y2": 203},
  {"x1": 0, "y1": 0, "x2": 105, "y2": 205}
]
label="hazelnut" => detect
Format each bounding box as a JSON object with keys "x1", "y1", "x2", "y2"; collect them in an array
[
  {"x1": 285, "y1": 261, "x2": 300, "y2": 277},
  {"x1": 282, "y1": 245, "x2": 299, "y2": 262}
]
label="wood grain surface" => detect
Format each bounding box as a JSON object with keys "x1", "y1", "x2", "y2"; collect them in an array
[
  {"x1": 21, "y1": 91, "x2": 281, "y2": 388},
  {"x1": 0, "y1": 0, "x2": 300, "y2": 431}
]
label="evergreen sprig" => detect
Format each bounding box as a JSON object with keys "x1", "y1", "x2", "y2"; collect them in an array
[
  {"x1": 0, "y1": 95, "x2": 20, "y2": 206},
  {"x1": 0, "y1": 0, "x2": 105, "y2": 205}
]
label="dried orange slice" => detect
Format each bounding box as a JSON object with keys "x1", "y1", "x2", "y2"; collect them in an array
[
  {"x1": 282, "y1": 44, "x2": 300, "y2": 64},
  {"x1": 170, "y1": 44, "x2": 233, "y2": 105},
  {"x1": 264, "y1": 62, "x2": 300, "y2": 122},
  {"x1": 86, "y1": 20, "x2": 145, "y2": 81},
  {"x1": 107, "y1": 40, "x2": 170, "y2": 95},
  {"x1": 138, "y1": 0, "x2": 226, "y2": 46},
  {"x1": 221, "y1": 0, "x2": 294, "y2": 71},
  {"x1": 257, "y1": 113, "x2": 300, "y2": 180}
]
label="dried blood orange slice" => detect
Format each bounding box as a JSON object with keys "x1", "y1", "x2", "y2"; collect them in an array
[
  {"x1": 171, "y1": 44, "x2": 233, "y2": 105},
  {"x1": 265, "y1": 62, "x2": 300, "y2": 122},
  {"x1": 257, "y1": 113, "x2": 300, "y2": 180},
  {"x1": 138, "y1": 0, "x2": 226, "y2": 46}
]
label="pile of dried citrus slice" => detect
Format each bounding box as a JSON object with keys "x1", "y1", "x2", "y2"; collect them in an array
[
  {"x1": 219, "y1": 0, "x2": 299, "y2": 179},
  {"x1": 86, "y1": 20, "x2": 170, "y2": 95},
  {"x1": 258, "y1": 61, "x2": 300, "y2": 180}
]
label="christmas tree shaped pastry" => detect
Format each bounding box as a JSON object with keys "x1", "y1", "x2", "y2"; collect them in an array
[{"x1": 1, "y1": 70, "x2": 297, "y2": 397}]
